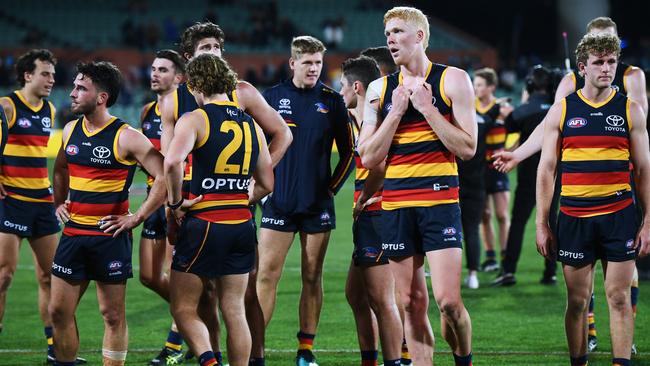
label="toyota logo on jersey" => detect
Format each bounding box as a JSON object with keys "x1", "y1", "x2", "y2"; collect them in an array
[{"x1": 93, "y1": 146, "x2": 111, "y2": 159}]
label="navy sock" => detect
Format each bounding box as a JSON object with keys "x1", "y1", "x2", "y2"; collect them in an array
[
  {"x1": 199, "y1": 351, "x2": 218, "y2": 366},
  {"x1": 612, "y1": 358, "x2": 630, "y2": 366},
  {"x1": 383, "y1": 359, "x2": 401, "y2": 366},
  {"x1": 249, "y1": 357, "x2": 265, "y2": 366},
  {"x1": 570, "y1": 354, "x2": 588, "y2": 366},
  {"x1": 453, "y1": 352, "x2": 473, "y2": 366}
]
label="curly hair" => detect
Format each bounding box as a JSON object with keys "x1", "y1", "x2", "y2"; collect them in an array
[
  {"x1": 186, "y1": 54, "x2": 237, "y2": 97},
  {"x1": 179, "y1": 22, "x2": 225, "y2": 59},
  {"x1": 15, "y1": 49, "x2": 57, "y2": 87},
  {"x1": 76, "y1": 61, "x2": 122, "y2": 107},
  {"x1": 575, "y1": 33, "x2": 620, "y2": 66}
]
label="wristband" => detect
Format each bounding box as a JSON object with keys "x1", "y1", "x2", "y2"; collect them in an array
[{"x1": 167, "y1": 198, "x2": 184, "y2": 210}]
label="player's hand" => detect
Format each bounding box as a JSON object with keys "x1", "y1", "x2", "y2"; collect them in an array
[
  {"x1": 353, "y1": 196, "x2": 380, "y2": 220},
  {"x1": 410, "y1": 82, "x2": 436, "y2": 115},
  {"x1": 390, "y1": 85, "x2": 410, "y2": 117},
  {"x1": 492, "y1": 150, "x2": 520, "y2": 173},
  {"x1": 0, "y1": 182, "x2": 7, "y2": 199},
  {"x1": 170, "y1": 195, "x2": 203, "y2": 225},
  {"x1": 635, "y1": 222, "x2": 650, "y2": 257},
  {"x1": 166, "y1": 208, "x2": 179, "y2": 245},
  {"x1": 498, "y1": 100, "x2": 514, "y2": 118},
  {"x1": 100, "y1": 213, "x2": 140, "y2": 237},
  {"x1": 536, "y1": 222, "x2": 556, "y2": 260},
  {"x1": 55, "y1": 200, "x2": 71, "y2": 224}
]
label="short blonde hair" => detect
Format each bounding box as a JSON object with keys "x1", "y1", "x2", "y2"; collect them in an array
[
  {"x1": 291, "y1": 36, "x2": 326, "y2": 60},
  {"x1": 384, "y1": 7, "x2": 430, "y2": 50},
  {"x1": 575, "y1": 33, "x2": 620, "y2": 66},
  {"x1": 586, "y1": 17, "x2": 617, "y2": 34}
]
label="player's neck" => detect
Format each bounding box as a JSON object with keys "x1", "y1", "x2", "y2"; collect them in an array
[
  {"x1": 202, "y1": 93, "x2": 229, "y2": 105},
  {"x1": 478, "y1": 95, "x2": 495, "y2": 106},
  {"x1": 83, "y1": 108, "x2": 112, "y2": 130},
  {"x1": 18, "y1": 87, "x2": 43, "y2": 107},
  {"x1": 354, "y1": 95, "x2": 365, "y2": 121},
  {"x1": 156, "y1": 86, "x2": 177, "y2": 101},
  {"x1": 581, "y1": 84, "x2": 613, "y2": 104},
  {"x1": 400, "y1": 53, "x2": 430, "y2": 79}
]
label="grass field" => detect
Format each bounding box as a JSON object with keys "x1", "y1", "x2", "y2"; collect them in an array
[{"x1": 1, "y1": 163, "x2": 649, "y2": 366}]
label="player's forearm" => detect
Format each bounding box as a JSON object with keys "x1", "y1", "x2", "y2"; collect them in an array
[
  {"x1": 267, "y1": 124, "x2": 292, "y2": 168},
  {"x1": 358, "y1": 114, "x2": 400, "y2": 168},
  {"x1": 359, "y1": 167, "x2": 385, "y2": 203},
  {"x1": 329, "y1": 126, "x2": 355, "y2": 194},
  {"x1": 164, "y1": 160, "x2": 184, "y2": 204},
  {"x1": 514, "y1": 121, "x2": 545, "y2": 161},
  {"x1": 535, "y1": 166, "x2": 556, "y2": 225},
  {"x1": 634, "y1": 166, "x2": 650, "y2": 226},
  {"x1": 53, "y1": 169, "x2": 69, "y2": 207},
  {"x1": 134, "y1": 177, "x2": 166, "y2": 223},
  {"x1": 423, "y1": 109, "x2": 476, "y2": 160}
]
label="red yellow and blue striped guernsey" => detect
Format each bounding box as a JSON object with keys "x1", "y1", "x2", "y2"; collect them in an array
[
  {"x1": 0, "y1": 91, "x2": 55, "y2": 202},
  {"x1": 141, "y1": 100, "x2": 162, "y2": 188},
  {"x1": 378, "y1": 62, "x2": 457, "y2": 210},
  {"x1": 560, "y1": 89, "x2": 632, "y2": 217},
  {"x1": 187, "y1": 101, "x2": 260, "y2": 224},
  {"x1": 63, "y1": 117, "x2": 136, "y2": 236}
]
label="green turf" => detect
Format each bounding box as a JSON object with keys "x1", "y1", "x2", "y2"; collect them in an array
[{"x1": 1, "y1": 163, "x2": 649, "y2": 365}]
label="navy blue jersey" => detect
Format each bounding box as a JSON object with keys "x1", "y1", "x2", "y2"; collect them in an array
[
  {"x1": 458, "y1": 99, "x2": 496, "y2": 194},
  {"x1": 188, "y1": 101, "x2": 259, "y2": 224},
  {"x1": 263, "y1": 79, "x2": 353, "y2": 214},
  {"x1": 141, "y1": 101, "x2": 162, "y2": 187}
]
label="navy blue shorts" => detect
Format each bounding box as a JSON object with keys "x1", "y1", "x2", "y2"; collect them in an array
[
  {"x1": 142, "y1": 205, "x2": 167, "y2": 239},
  {"x1": 381, "y1": 204, "x2": 463, "y2": 257},
  {"x1": 0, "y1": 196, "x2": 59, "y2": 238},
  {"x1": 172, "y1": 216, "x2": 257, "y2": 277},
  {"x1": 52, "y1": 233, "x2": 133, "y2": 282},
  {"x1": 260, "y1": 200, "x2": 335, "y2": 233},
  {"x1": 485, "y1": 168, "x2": 510, "y2": 194},
  {"x1": 352, "y1": 211, "x2": 388, "y2": 266},
  {"x1": 557, "y1": 204, "x2": 638, "y2": 266}
]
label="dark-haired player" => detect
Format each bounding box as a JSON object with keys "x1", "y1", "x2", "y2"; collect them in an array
[
  {"x1": 159, "y1": 22, "x2": 292, "y2": 364},
  {"x1": 360, "y1": 46, "x2": 399, "y2": 76},
  {"x1": 49, "y1": 61, "x2": 166, "y2": 366},
  {"x1": 0, "y1": 49, "x2": 64, "y2": 363},
  {"x1": 165, "y1": 53, "x2": 274, "y2": 366},
  {"x1": 139, "y1": 50, "x2": 186, "y2": 366}
]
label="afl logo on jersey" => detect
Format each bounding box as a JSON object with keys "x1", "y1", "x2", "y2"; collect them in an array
[
  {"x1": 442, "y1": 227, "x2": 457, "y2": 236},
  {"x1": 66, "y1": 144, "x2": 79, "y2": 155},
  {"x1": 567, "y1": 117, "x2": 587, "y2": 128},
  {"x1": 606, "y1": 115, "x2": 625, "y2": 127},
  {"x1": 17, "y1": 118, "x2": 31, "y2": 128},
  {"x1": 93, "y1": 146, "x2": 111, "y2": 159},
  {"x1": 143, "y1": 122, "x2": 151, "y2": 131}
]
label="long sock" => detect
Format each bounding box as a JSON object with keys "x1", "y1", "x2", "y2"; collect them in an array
[
  {"x1": 249, "y1": 358, "x2": 265, "y2": 366},
  {"x1": 588, "y1": 293, "x2": 597, "y2": 338},
  {"x1": 401, "y1": 338, "x2": 412, "y2": 364},
  {"x1": 453, "y1": 352, "x2": 473, "y2": 366},
  {"x1": 54, "y1": 362, "x2": 75, "y2": 366},
  {"x1": 164, "y1": 329, "x2": 183, "y2": 351},
  {"x1": 215, "y1": 351, "x2": 223, "y2": 364},
  {"x1": 631, "y1": 280, "x2": 638, "y2": 319},
  {"x1": 486, "y1": 250, "x2": 496, "y2": 260},
  {"x1": 361, "y1": 350, "x2": 378, "y2": 366},
  {"x1": 297, "y1": 331, "x2": 315, "y2": 356},
  {"x1": 612, "y1": 358, "x2": 630, "y2": 366},
  {"x1": 199, "y1": 351, "x2": 218, "y2": 366},
  {"x1": 45, "y1": 326, "x2": 54, "y2": 357},
  {"x1": 570, "y1": 354, "x2": 588, "y2": 366},
  {"x1": 383, "y1": 360, "x2": 400, "y2": 366}
]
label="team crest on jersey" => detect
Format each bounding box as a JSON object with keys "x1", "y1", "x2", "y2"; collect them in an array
[
  {"x1": 567, "y1": 117, "x2": 587, "y2": 128},
  {"x1": 315, "y1": 102, "x2": 329, "y2": 113},
  {"x1": 66, "y1": 144, "x2": 79, "y2": 155},
  {"x1": 626, "y1": 239, "x2": 634, "y2": 249},
  {"x1": 442, "y1": 227, "x2": 457, "y2": 236},
  {"x1": 17, "y1": 118, "x2": 31, "y2": 128},
  {"x1": 362, "y1": 246, "x2": 380, "y2": 259}
]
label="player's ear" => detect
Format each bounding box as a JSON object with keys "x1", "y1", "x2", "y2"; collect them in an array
[
  {"x1": 97, "y1": 91, "x2": 108, "y2": 106},
  {"x1": 289, "y1": 57, "x2": 296, "y2": 70}
]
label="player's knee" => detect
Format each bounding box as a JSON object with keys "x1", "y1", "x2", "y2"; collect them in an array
[
  {"x1": 403, "y1": 289, "x2": 428, "y2": 315},
  {"x1": 606, "y1": 289, "x2": 630, "y2": 313},
  {"x1": 301, "y1": 268, "x2": 323, "y2": 289},
  {"x1": 257, "y1": 267, "x2": 282, "y2": 287},
  {"x1": 346, "y1": 286, "x2": 368, "y2": 309},
  {"x1": 49, "y1": 303, "x2": 69, "y2": 326},
  {"x1": 438, "y1": 297, "x2": 463, "y2": 322},
  {"x1": 496, "y1": 210, "x2": 509, "y2": 223},
  {"x1": 100, "y1": 307, "x2": 125, "y2": 329},
  {"x1": 566, "y1": 293, "x2": 590, "y2": 314},
  {"x1": 0, "y1": 264, "x2": 16, "y2": 291}
]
